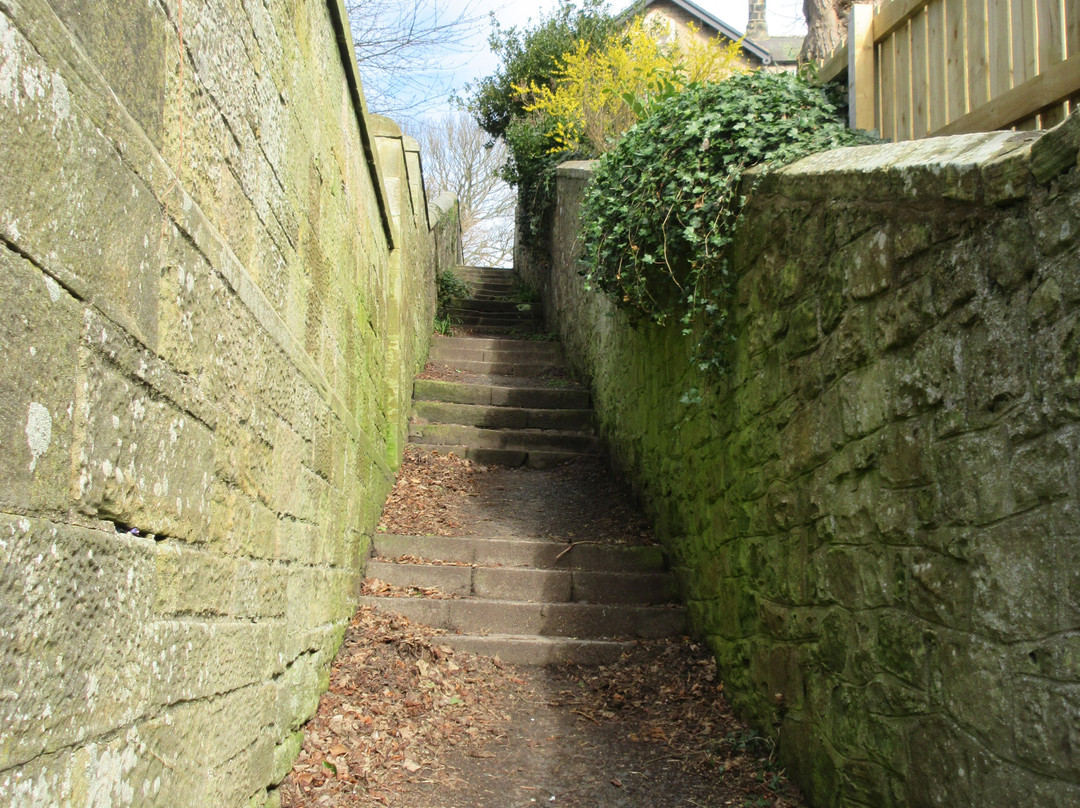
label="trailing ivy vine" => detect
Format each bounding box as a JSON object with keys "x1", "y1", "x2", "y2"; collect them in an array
[{"x1": 579, "y1": 71, "x2": 871, "y2": 377}]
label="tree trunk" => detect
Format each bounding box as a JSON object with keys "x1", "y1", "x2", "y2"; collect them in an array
[{"x1": 800, "y1": 0, "x2": 852, "y2": 62}]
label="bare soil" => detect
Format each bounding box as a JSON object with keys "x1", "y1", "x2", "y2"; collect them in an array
[{"x1": 281, "y1": 449, "x2": 807, "y2": 808}]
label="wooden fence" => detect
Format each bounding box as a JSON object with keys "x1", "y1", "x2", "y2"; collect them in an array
[{"x1": 819, "y1": 0, "x2": 1080, "y2": 141}]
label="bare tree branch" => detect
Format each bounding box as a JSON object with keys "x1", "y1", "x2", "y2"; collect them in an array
[
  {"x1": 416, "y1": 112, "x2": 515, "y2": 267},
  {"x1": 345, "y1": 0, "x2": 483, "y2": 121}
]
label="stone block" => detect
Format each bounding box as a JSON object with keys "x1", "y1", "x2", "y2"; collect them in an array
[
  {"x1": 970, "y1": 506, "x2": 1067, "y2": 641},
  {"x1": 0, "y1": 516, "x2": 154, "y2": 770},
  {"x1": 874, "y1": 275, "x2": 935, "y2": 352},
  {"x1": 147, "y1": 619, "x2": 279, "y2": 706},
  {"x1": 0, "y1": 253, "x2": 81, "y2": 515},
  {"x1": 933, "y1": 428, "x2": 1012, "y2": 526},
  {"x1": 1013, "y1": 679, "x2": 1080, "y2": 780},
  {"x1": 935, "y1": 630, "x2": 1015, "y2": 752},
  {"x1": 879, "y1": 417, "x2": 933, "y2": 486},
  {"x1": 971, "y1": 747, "x2": 1080, "y2": 808},
  {"x1": 903, "y1": 547, "x2": 973, "y2": 628},
  {"x1": 865, "y1": 673, "x2": 929, "y2": 716},
  {"x1": 838, "y1": 363, "x2": 892, "y2": 439},
  {"x1": 904, "y1": 716, "x2": 975, "y2": 808},
  {"x1": 73, "y1": 350, "x2": 214, "y2": 541},
  {"x1": 843, "y1": 226, "x2": 891, "y2": 300},
  {"x1": 0, "y1": 13, "x2": 163, "y2": 344},
  {"x1": 987, "y1": 216, "x2": 1038, "y2": 291},
  {"x1": 1010, "y1": 430, "x2": 1072, "y2": 510},
  {"x1": 154, "y1": 544, "x2": 287, "y2": 620}
]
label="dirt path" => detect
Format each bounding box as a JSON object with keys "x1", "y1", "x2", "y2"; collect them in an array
[{"x1": 280, "y1": 451, "x2": 805, "y2": 808}]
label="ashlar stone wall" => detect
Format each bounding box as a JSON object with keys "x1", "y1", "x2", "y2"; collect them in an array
[
  {"x1": 0, "y1": 1, "x2": 458, "y2": 806},
  {"x1": 531, "y1": 116, "x2": 1080, "y2": 807}
]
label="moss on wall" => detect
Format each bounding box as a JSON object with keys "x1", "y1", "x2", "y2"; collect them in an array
[
  {"x1": 532, "y1": 118, "x2": 1080, "y2": 807},
  {"x1": 0, "y1": 1, "x2": 457, "y2": 805}
]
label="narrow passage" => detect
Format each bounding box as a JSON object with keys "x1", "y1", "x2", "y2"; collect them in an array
[
  {"x1": 280, "y1": 451, "x2": 806, "y2": 808},
  {"x1": 282, "y1": 266, "x2": 805, "y2": 807}
]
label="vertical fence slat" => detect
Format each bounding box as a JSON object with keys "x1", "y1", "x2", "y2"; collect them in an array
[
  {"x1": 1068, "y1": 0, "x2": 1080, "y2": 57},
  {"x1": 849, "y1": 4, "x2": 877, "y2": 130},
  {"x1": 896, "y1": 21, "x2": 913, "y2": 140},
  {"x1": 927, "y1": 1, "x2": 948, "y2": 130},
  {"x1": 910, "y1": 9, "x2": 929, "y2": 136},
  {"x1": 1013, "y1": 0, "x2": 1039, "y2": 84},
  {"x1": 988, "y1": 0, "x2": 1014, "y2": 98},
  {"x1": 967, "y1": 0, "x2": 991, "y2": 109},
  {"x1": 946, "y1": 0, "x2": 969, "y2": 122},
  {"x1": 1037, "y1": 0, "x2": 1067, "y2": 125},
  {"x1": 880, "y1": 39, "x2": 897, "y2": 140}
]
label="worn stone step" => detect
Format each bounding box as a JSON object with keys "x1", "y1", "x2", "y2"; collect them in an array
[
  {"x1": 431, "y1": 335, "x2": 564, "y2": 360},
  {"x1": 366, "y1": 560, "x2": 677, "y2": 604},
  {"x1": 457, "y1": 322, "x2": 545, "y2": 335},
  {"x1": 437, "y1": 634, "x2": 637, "y2": 666},
  {"x1": 448, "y1": 312, "x2": 543, "y2": 328},
  {"x1": 449, "y1": 298, "x2": 542, "y2": 315},
  {"x1": 455, "y1": 281, "x2": 518, "y2": 294},
  {"x1": 359, "y1": 595, "x2": 685, "y2": 639},
  {"x1": 413, "y1": 401, "x2": 593, "y2": 431},
  {"x1": 413, "y1": 379, "x2": 590, "y2": 409},
  {"x1": 405, "y1": 444, "x2": 587, "y2": 468},
  {"x1": 371, "y1": 534, "x2": 667, "y2": 573},
  {"x1": 456, "y1": 266, "x2": 518, "y2": 281},
  {"x1": 426, "y1": 359, "x2": 565, "y2": 377},
  {"x1": 411, "y1": 423, "x2": 601, "y2": 454}
]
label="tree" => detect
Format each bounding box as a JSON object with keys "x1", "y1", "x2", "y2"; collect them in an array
[
  {"x1": 800, "y1": 0, "x2": 881, "y2": 62},
  {"x1": 346, "y1": 0, "x2": 481, "y2": 121},
  {"x1": 416, "y1": 113, "x2": 516, "y2": 267}
]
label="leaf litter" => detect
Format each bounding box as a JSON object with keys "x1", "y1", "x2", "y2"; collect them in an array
[{"x1": 284, "y1": 447, "x2": 806, "y2": 807}]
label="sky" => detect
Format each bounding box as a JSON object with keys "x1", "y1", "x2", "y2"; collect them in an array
[{"x1": 359, "y1": 0, "x2": 808, "y2": 125}]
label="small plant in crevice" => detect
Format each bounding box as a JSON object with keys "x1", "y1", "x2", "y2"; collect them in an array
[
  {"x1": 433, "y1": 314, "x2": 454, "y2": 336},
  {"x1": 578, "y1": 71, "x2": 874, "y2": 382},
  {"x1": 435, "y1": 268, "x2": 471, "y2": 331}
]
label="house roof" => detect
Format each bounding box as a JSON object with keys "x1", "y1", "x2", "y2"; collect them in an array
[{"x1": 628, "y1": 0, "x2": 804, "y2": 66}]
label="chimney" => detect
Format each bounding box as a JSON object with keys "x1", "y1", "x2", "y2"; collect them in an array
[{"x1": 746, "y1": 0, "x2": 768, "y2": 39}]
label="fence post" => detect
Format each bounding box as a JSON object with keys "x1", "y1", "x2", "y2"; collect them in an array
[{"x1": 848, "y1": 3, "x2": 877, "y2": 131}]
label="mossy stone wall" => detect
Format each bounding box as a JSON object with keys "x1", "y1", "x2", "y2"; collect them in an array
[
  {"x1": 0, "y1": 1, "x2": 457, "y2": 805},
  {"x1": 529, "y1": 119, "x2": 1080, "y2": 807}
]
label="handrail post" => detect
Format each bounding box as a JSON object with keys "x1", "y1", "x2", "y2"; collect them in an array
[{"x1": 848, "y1": 3, "x2": 877, "y2": 131}]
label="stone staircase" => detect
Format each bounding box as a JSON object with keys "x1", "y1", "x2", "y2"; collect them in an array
[
  {"x1": 361, "y1": 533, "x2": 683, "y2": 665},
  {"x1": 409, "y1": 266, "x2": 602, "y2": 469},
  {"x1": 446, "y1": 265, "x2": 544, "y2": 334},
  {"x1": 364, "y1": 265, "x2": 685, "y2": 665}
]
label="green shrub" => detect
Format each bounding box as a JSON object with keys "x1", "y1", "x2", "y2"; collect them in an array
[
  {"x1": 435, "y1": 268, "x2": 471, "y2": 323},
  {"x1": 579, "y1": 71, "x2": 872, "y2": 376},
  {"x1": 464, "y1": 0, "x2": 617, "y2": 245}
]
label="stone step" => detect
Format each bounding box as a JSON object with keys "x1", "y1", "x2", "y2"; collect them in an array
[
  {"x1": 457, "y1": 322, "x2": 545, "y2": 335},
  {"x1": 366, "y1": 560, "x2": 677, "y2": 604},
  {"x1": 405, "y1": 444, "x2": 588, "y2": 468},
  {"x1": 431, "y1": 335, "x2": 563, "y2": 360},
  {"x1": 456, "y1": 266, "x2": 518, "y2": 281},
  {"x1": 410, "y1": 423, "x2": 602, "y2": 454},
  {"x1": 470, "y1": 290, "x2": 530, "y2": 302},
  {"x1": 413, "y1": 401, "x2": 594, "y2": 432},
  {"x1": 449, "y1": 298, "x2": 541, "y2": 314},
  {"x1": 437, "y1": 634, "x2": 637, "y2": 666},
  {"x1": 427, "y1": 358, "x2": 566, "y2": 376},
  {"x1": 371, "y1": 534, "x2": 667, "y2": 573},
  {"x1": 358, "y1": 595, "x2": 685, "y2": 639},
  {"x1": 413, "y1": 379, "x2": 590, "y2": 410},
  {"x1": 448, "y1": 311, "x2": 543, "y2": 328}
]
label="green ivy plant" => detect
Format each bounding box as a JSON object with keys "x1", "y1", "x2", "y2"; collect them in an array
[{"x1": 579, "y1": 71, "x2": 871, "y2": 377}]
